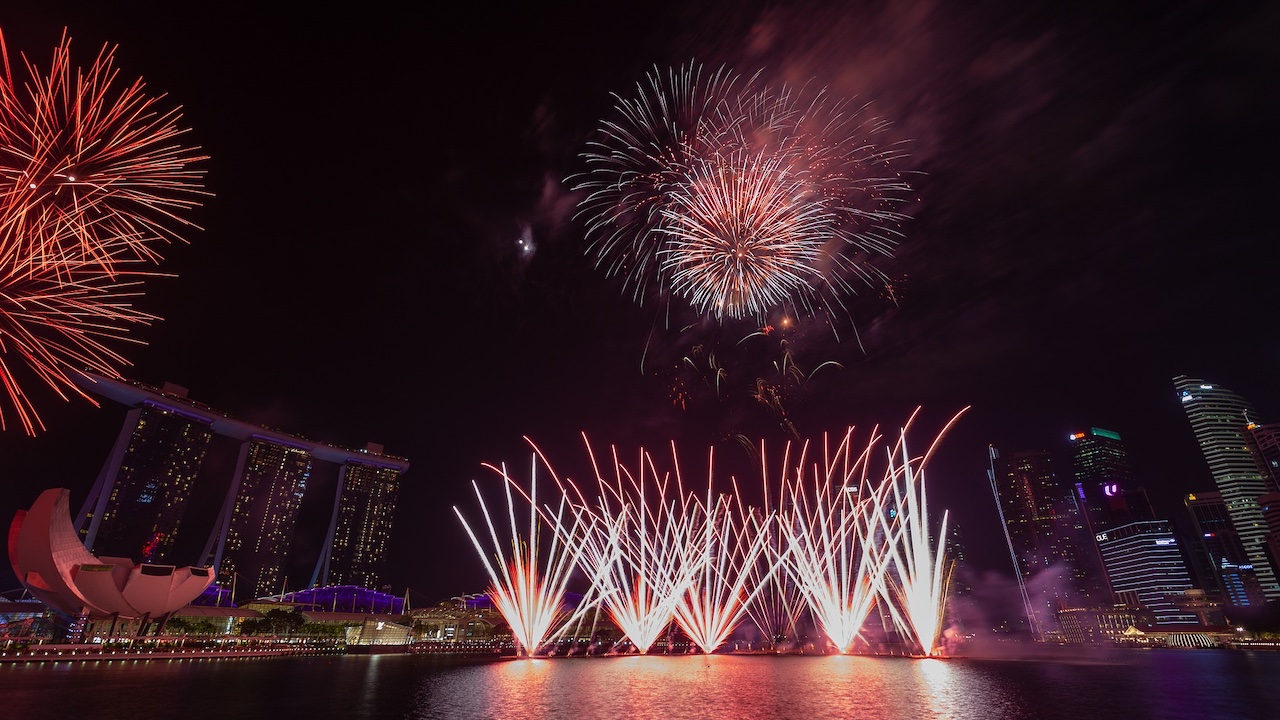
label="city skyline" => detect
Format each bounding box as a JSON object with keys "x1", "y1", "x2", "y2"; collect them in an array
[
  {"x1": 24, "y1": 372, "x2": 411, "y2": 604},
  {"x1": 4, "y1": 369, "x2": 1276, "y2": 611},
  {"x1": 2, "y1": 0, "x2": 1277, "y2": 611}
]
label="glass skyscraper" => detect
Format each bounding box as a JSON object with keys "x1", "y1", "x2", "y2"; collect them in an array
[
  {"x1": 208, "y1": 438, "x2": 314, "y2": 599},
  {"x1": 1184, "y1": 491, "x2": 1266, "y2": 607},
  {"x1": 989, "y1": 447, "x2": 1096, "y2": 635},
  {"x1": 1068, "y1": 427, "x2": 1156, "y2": 603},
  {"x1": 313, "y1": 452, "x2": 404, "y2": 591},
  {"x1": 1174, "y1": 375, "x2": 1280, "y2": 599},
  {"x1": 78, "y1": 399, "x2": 215, "y2": 563}
]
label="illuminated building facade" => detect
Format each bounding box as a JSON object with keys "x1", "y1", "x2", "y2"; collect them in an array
[
  {"x1": 313, "y1": 450, "x2": 404, "y2": 590},
  {"x1": 1245, "y1": 423, "x2": 1280, "y2": 492},
  {"x1": 990, "y1": 449, "x2": 1068, "y2": 580},
  {"x1": 989, "y1": 448, "x2": 1097, "y2": 633},
  {"x1": 1184, "y1": 491, "x2": 1266, "y2": 607},
  {"x1": 1094, "y1": 520, "x2": 1198, "y2": 626},
  {"x1": 206, "y1": 439, "x2": 314, "y2": 599},
  {"x1": 71, "y1": 372, "x2": 410, "y2": 597},
  {"x1": 1056, "y1": 605, "x2": 1153, "y2": 644},
  {"x1": 77, "y1": 389, "x2": 215, "y2": 563},
  {"x1": 1068, "y1": 428, "x2": 1149, "y2": 528},
  {"x1": 1261, "y1": 492, "x2": 1280, "y2": 580},
  {"x1": 1068, "y1": 427, "x2": 1155, "y2": 602},
  {"x1": 1174, "y1": 376, "x2": 1280, "y2": 599}
]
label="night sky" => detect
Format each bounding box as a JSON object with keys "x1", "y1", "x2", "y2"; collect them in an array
[{"x1": 2, "y1": 1, "x2": 1277, "y2": 609}]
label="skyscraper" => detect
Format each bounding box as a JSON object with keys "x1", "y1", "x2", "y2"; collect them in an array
[
  {"x1": 73, "y1": 371, "x2": 411, "y2": 598},
  {"x1": 1173, "y1": 376, "x2": 1280, "y2": 599},
  {"x1": 1094, "y1": 520, "x2": 1198, "y2": 626},
  {"x1": 1068, "y1": 427, "x2": 1156, "y2": 602},
  {"x1": 1184, "y1": 491, "x2": 1266, "y2": 607},
  {"x1": 1068, "y1": 428, "x2": 1146, "y2": 527},
  {"x1": 206, "y1": 438, "x2": 314, "y2": 599},
  {"x1": 1245, "y1": 423, "x2": 1280, "y2": 493},
  {"x1": 78, "y1": 391, "x2": 215, "y2": 563},
  {"x1": 1260, "y1": 491, "x2": 1280, "y2": 584},
  {"x1": 989, "y1": 447, "x2": 1096, "y2": 635},
  {"x1": 313, "y1": 447, "x2": 406, "y2": 590}
]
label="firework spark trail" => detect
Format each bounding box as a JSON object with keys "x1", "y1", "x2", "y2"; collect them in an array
[
  {"x1": 0, "y1": 247, "x2": 159, "y2": 434},
  {"x1": 779, "y1": 428, "x2": 897, "y2": 654},
  {"x1": 575, "y1": 61, "x2": 914, "y2": 325},
  {"x1": 672, "y1": 465, "x2": 782, "y2": 654},
  {"x1": 658, "y1": 151, "x2": 832, "y2": 321},
  {"x1": 0, "y1": 30, "x2": 208, "y2": 270},
  {"x1": 573, "y1": 62, "x2": 743, "y2": 305},
  {"x1": 452, "y1": 454, "x2": 603, "y2": 657},
  {"x1": 741, "y1": 440, "x2": 809, "y2": 646},
  {"x1": 465, "y1": 419, "x2": 962, "y2": 657},
  {"x1": 566, "y1": 437, "x2": 707, "y2": 654},
  {"x1": 0, "y1": 29, "x2": 207, "y2": 434},
  {"x1": 878, "y1": 409, "x2": 968, "y2": 656}
]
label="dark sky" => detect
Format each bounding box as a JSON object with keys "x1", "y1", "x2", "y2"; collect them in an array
[{"x1": 2, "y1": 0, "x2": 1277, "y2": 607}]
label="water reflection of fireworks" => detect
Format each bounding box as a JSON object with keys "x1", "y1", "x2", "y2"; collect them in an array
[{"x1": 455, "y1": 412, "x2": 965, "y2": 657}]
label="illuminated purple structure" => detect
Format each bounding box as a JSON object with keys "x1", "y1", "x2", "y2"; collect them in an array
[{"x1": 270, "y1": 585, "x2": 405, "y2": 614}]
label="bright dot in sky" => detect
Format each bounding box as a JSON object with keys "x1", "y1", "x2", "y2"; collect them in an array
[{"x1": 517, "y1": 225, "x2": 535, "y2": 256}]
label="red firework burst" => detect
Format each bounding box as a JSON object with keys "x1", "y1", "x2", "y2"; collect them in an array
[{"x1": 0, "y1": 28, "x2": 207, "y2": 434}]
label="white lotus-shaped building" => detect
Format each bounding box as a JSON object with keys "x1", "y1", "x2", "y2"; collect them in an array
[{"x1": 8, "y1": 488, "x2": 214, "y2": 619}]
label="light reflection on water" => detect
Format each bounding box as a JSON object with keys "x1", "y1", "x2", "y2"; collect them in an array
[{"x1": 3, "y1": 649, "x2": 1279, "y2": 720}]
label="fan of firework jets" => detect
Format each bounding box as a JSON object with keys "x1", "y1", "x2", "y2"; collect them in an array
[
  {"x1": 572, "y1": 61, "x2": 914, "y2": 327},
  {"x1": 0, "y1": 29, "x2": 208, "y2": 434},
  {"x1": 454, "y1": 408, "x2": 966, "y2": 658}
]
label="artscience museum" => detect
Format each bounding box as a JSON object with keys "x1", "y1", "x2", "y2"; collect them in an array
[{"x1": 8, "y1": 488, "x2": 214, "y2": 634}]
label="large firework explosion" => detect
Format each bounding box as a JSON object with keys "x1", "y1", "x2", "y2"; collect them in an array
[
  {"x1": 574, "y1": 61, "x2": 913, "y2": 325},
  {"x1": 0, "y1": 29, "x2": 207, "y2": 433},
  {"x1": 454, "y1": 412, "x2": 965, "y2": 657}
]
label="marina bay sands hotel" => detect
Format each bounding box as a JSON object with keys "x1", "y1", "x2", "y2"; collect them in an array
[{"x1": 69, "y1": 371, "x2": 411, "y2": 601}]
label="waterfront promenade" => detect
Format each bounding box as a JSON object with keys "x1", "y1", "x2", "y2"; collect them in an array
[
  {"x1": 0, "y1": 637, "x2": 512, "y2": 664},
  {"x1": 0, "y1": 639, "x2": 343, "y2": 663}
]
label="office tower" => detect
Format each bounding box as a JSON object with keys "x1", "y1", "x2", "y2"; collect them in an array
[
  {"x1": 1174, "y1": 376, "x2": 1280, "y2": 598},
  {"x1": 990, "y1": 449, "x2": 1066, "y2": 579},
  {"x1": 78, "y1": 394, "x2": 215, "y2": 563},
  {"x1": 1245, "y1": 423, "x2": 1280, "y2": 492},
  {"x1": 207, "y1": 438, "x2": 314, "y2": 599},
  {"x1": 1068, "y1": 427, "x2": 1157, "y2": 601},
  {"x1": 1068, "y1": 428, "x2": 1149, "y2": 528},
  {"x1": 989, "y1": 447, "x2": 1096, "y2": 636},
  {"x1": 946, "y1": 521, "x2": 973, "y2": 599},
  {"x1": 313, "y1": 447, "x2": 407, "y2": 590},
  {"x1": 1184, "y1": 492, "x2": 1266, "y2": 607},
  {"x1": 1094, "y1": 520, "x2": 1198, "y2": 625},
  {"x1": 1255, "y1": 491, "x2": 1280, "y2": 596}
]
